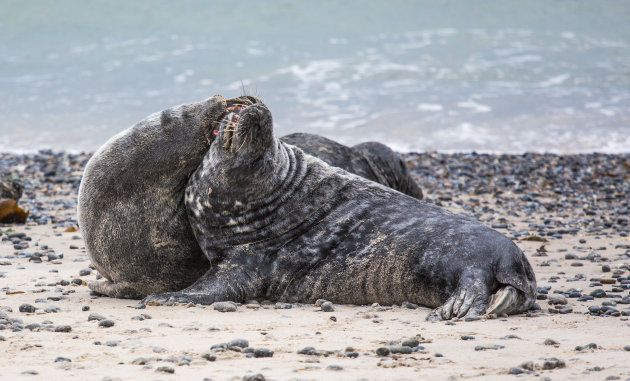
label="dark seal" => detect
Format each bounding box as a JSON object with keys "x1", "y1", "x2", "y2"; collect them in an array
[
  {"x1": 79, "y1": 95, "x2": 424, "y2": 299},
  {"x1": 78, "y1": 94, "x2": 259, "y2": 298},
  {"x1": 143, "y1": 100, "x2": 537, "y2": 320},
  {"x1": 280, "y1": 133, "x2": 422, "y2": 199}
]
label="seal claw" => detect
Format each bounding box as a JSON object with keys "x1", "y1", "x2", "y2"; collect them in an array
[{"x1": 485, "y1": 285, "x2": 519, "y2": 315}]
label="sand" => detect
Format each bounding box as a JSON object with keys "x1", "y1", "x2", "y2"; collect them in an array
[{"x1": 1, "y1": 151, "x2": 630, "y2": 380}]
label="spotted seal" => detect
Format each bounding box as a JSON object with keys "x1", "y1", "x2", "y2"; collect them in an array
[
  {"x1": 280, "y1": 133, "x2": 422, "y2": 199},
  {"x1": 143, "y1": 100, "x2": 537, "y2": 320},
  {"x1": 78, "y1": 95, "x2": 425, "y2": 299}
]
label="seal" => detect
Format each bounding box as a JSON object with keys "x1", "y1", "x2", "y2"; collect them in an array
[
  {"x1": 78, "y1": 94, "x2": 259, "y2": 298},
  {"x1": 143, "y1": 100, "x2": 537, "y2": 320},
  {"x1": 280, "y1": 133, "x2": 422, "y2": 199},
  {"x1": 78, "y1": 95, "x2": 425, "y2": 299}
]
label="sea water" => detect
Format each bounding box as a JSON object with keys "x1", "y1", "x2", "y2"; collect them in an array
[{"x1": 1, "y1": 0, "x2": 629, "y2": 153}]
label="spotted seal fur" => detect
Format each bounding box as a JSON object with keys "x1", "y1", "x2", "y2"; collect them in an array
[{"x1": 143, "y1": 100, "x2": 537, "y2": 320}]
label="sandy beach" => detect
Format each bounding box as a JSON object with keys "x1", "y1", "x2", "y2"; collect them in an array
[{"x1": 1, "y1": 150, "x2": 629, "y2": 381}]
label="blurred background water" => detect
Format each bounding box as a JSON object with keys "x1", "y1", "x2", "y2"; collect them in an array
[{"x1": 1, "y1": 0, "x2": 629, "y2": 153}]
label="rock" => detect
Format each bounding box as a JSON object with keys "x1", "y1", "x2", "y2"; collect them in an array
[
  {"x1": 253, "y1": 348, "x2": 274, "y2": 358},
  {"x1": 315, "y1": 299, "x2": 328, "y2": 307},
  {"x1": 401, "y1": 338, "x2": 420, "y2": 347},
  {"x1": 98, "y1": 319, "x2": 115, "y2": 328},
  {"x1": 243, "y1": 374, "x2": 265, "y2": 381},
  {"x1": 389, "y1": 346, "x2": 412, "y2": 354},
  {"x1": 461, "y1": 335, "x2": 475, "y2": 340},
  {"x1": 547, "y1": 295, "x2": 567, "y2": 305},
  {"x1": 0, "y1": 176, "x2": 23, "y2": 201},
  {"x1": 155, "y1": 366, "x2": 174, "y2": 374},
  {"x1": 88, "y1": 313, "x2": 106, "y2": 321},
  {"x1": 54, "y1": 325, "x2": 72, "y2": 333},
  {"x1": 320, "y1": 301, "x2": 334, "y2": 312},
  {"x1": 509, "y1": 367, "x2": 525, "y2": 375},
  {"x1": 326, "y1": 364, "x2": 344, "y2": 371},
  {"x1": 228, "y1": 338, "x2": 249, "y2": 348},
  {"x1": 202, "y1": 353, "x2": 216, "y2": 361},
  {"x1": 542, "y1": 358, "x2": 565, "y2": 370},
  {"x1": 544, "y1": 338, "x2": 559, "y2": 345},
  {"x1": 474, "y1": 345, "x2": 504, "y2": 351},
  {"x1": 213, "y1": 301, "x2": 237, "y2": 312},
  {"x1": 19, "y1": 304, "x2": 37, "y2": 313},
  {"x1": 375, "y1": 347, "x2": 390, "y2": 356}
]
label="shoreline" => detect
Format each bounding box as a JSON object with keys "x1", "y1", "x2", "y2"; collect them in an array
[{"x1": 1, "y1": 150, "x2": 629, "y2": 380}]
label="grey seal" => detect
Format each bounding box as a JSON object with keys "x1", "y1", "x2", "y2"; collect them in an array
[
  {"x1": 78, "y1": 95, "x2": 424, "y2": 299},
  {"x1": 143, "y1": 100, "x2": 537, "y2": 320},
  {"x1": 78, "y1": 94, "x2": 259, "y2": 298},
  {"x1": 280, "y1": 133, "x2": 422, "y2": 199}
]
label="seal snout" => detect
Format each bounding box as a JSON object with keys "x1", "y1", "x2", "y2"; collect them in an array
[{"x1": 215, "y1": 102, "x2": 273, "y2": 154}]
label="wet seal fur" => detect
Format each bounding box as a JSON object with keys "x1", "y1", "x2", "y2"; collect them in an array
[
  {"x1": 79, "y1": 95, "x2": 424, "y2": 299},
  {"x1": 144, "y1": 100, "x2": 537, "y2": 320},
  {"x1": 281, "y1": 133, "x2": 422, "y2": 199}
]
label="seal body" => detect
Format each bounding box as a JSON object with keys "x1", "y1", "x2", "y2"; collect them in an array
[
  {"x1": 78, "y1": 95, "x2": 260, "y2": 298},
  {"x1": 79, "y1": 95, "x2": 425, "y2": 299},
  {"x1": 144, "y1": 101, "x2": 536, "y2": 320},
  {"x1": 280, "y1": 133, "x2": 422, "y2": 199}
]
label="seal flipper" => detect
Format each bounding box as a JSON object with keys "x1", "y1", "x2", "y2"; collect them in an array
[
  {"x1": 426, "y1": 268, "x2": 492, "y2": 321},
  {"x1": 141, "y1": 264, "x2": 261, "y2": 306},
  {"x1": 88, "y1": 279, "x2": 145, "y2": 299}
]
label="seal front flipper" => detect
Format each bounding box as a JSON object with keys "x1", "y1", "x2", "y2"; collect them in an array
[
  {"x1": 141, "y1": 264, "x2": 261, "y2": 306},
  {"x1": 88, "y1": 279, "x2": 145, "y2": 299}
]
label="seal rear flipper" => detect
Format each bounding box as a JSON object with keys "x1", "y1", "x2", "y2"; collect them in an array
[
  {"x1": 490, "y1": 248, "x2": 537, "y2": 315},
  {"x1": 426, "y1": 268, "x2": 492, "y2": 321}
]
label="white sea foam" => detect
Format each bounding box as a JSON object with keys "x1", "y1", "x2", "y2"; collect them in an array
[
  {"x1": 417, "y1": 103, "x2": 443, "y2": 112},
  {"x1": 456, "y1": 101, "x2": 492, "y2": 113}
]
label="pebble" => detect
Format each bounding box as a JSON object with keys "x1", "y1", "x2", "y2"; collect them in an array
[
  {"x1": 474, "y1": 345, "x2": 504, "y2": 351},
  {"x1": 547, "y1": 295, "x2": 568, "y2": 305},
  {"x1": 242, "y1": 374, "x2": 265, "y2": 381},
  {"x1": 88, "y1": 313, "x2": 106, "y2": 321},
  {"x1": 542, "y1": 357, "x2": 566, "y2": 370},
  {"x1": 213, "y1": 301, "x2": 237, "y2": 312},
  {"x1": 509, "y1": 367, "x2": 525, "y2": 375},
  {"x1": 202, "y1": 353, "x2": 216, "y2": 361},
  {"x1": 228, "y1": 338, "x2": 249, "y2": 348},
  {"x1": 544, "y1": 338, "x2": 559, "y2": 345},
  {"x1": 320, "y1": 301, "x2": 334, "y2": 312},
  {"x1": 274, "y1": 302, "x2": 291, "y2": 309},
  {"x1": 375, "y1": 347, "x2": 390, "y2": 356},
  {"x1": 19, "y1": 304, "x2": 37, "y2": 313},
  {"x1": 105, "y1": 340, "x2": 118, "y2": 347},
  {"x1": 54, "y1": 357, "x2": 71, "y2": 362},
  {"x1": 155, "y1": 366, "x2": 174, "y2": 374},
  {"x1": 54, "y1": 325, "x2": 72, "y2": 332},
  {"x1": 461, "y1": 335, "x2": 475, "y2": 340},
  {"x1": 98, "y1": 319, "x2": 115, "y2": 328},
  {"x1": 401, "y1": 338, "x2": 420, "y2": 347},
  {"x1": 575, "y1": 343, "x2": 597, "y2": 351},
  {"x1": 326, "y1": 364, "x2": 344, "y2": 371},
  {"x1": 389, "y1": 346, "x2": 412, "y2": 354},
  {"x1": 253, "y1": 348, "x2": 274, "y2": 358},
  {"x1": 79, "y1": 268, "x2": 92, "y2": 276},
  {"x1": 82, "y1": 305, "x2": 90, "y2": 311}
]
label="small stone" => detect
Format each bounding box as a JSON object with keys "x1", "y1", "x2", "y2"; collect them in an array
[
  {"x1": 213, "y1": 301, "x2": 237, "y2": 312},
  {"x1": 315, "y1": 299, "x2": 328, "y2": 307},
  {"x1": 202, "y1": 353, "x2": 216, "y2": 361},
  {"x1": 623, "y1": 345, "x2": 630, "y2": 351},
  {"x1": 22, "y1": 370, "x2": 38, "y2": 375},
  {"x1": 106, "y1": 340, "x2": 118, "y2": 347},
  {"x1": 320, "y1": 301, "x2": 334, "y2": 312},
  {"x1": 88, "y1": 313, "x2": 106, "y2": 321},
  {"x1": 509, "y1": 367, "x2": 525, "y2": 375},
  {"x1": 79, "y1": 268, "x2": 92, "y2": 276},
  {"x1": 243, "y1": 374, "x2": 265, "y2": 381},
  {"x1": 54, "y1": 325, "x2": 72, "y2": 333},
  {"x1": 54, "y1": 357, "x2": 71, "y2": 362},
  {"x1": 389, "y1": 346, "x2": 412, "y2": 354},
  {"x1": 274, "y1": 302, "x2": 291, "y2": 309},
  {"x1": 82, "y1": 305, "x2": 90, "y2": 311},
  {"x1": 544, "y1": 338, "x2": 559, "y2": 345},
  {"x1": 375, "y1": 347, "x2": 390, "y2": 356},
  {"x1": 401, "y1": 338, "x2": 420, "y2": 347},
  {"x1": 602, "y1": 264, "x2": 611, "y2": 272},
  {"x1": 19, "y1": 304, "x2": 37, "y2": 313},
  {"x1": 402, "y1": 301, "x2": 418, "y2": 309},
  {"x1": 542, "y1": 357, "x2": 565, "y2": 370},
  {"x1": 253, "y1": 348, "x2": 274, "y2": 358},
  {"x1": 98, "y1": 319, "x2": 115, "y2": 328},
  {"x1": 461, "y1": 335, "x2": 475, "y2": 340},
  {"x1": 132, "y1": 357, "x2": 150, "y2": 365},
  {"x1": 228, "y1": 338, "x2": 249, "y2": 348},
  {"x1": 548, "y1": 295, "x2": 567, "y2": 305},
  {"x1": 326, "y1": 364, "x2": 343, "y2": 371},
  {"x1": 474, "y1": 345, "x2": 504, "y2": 351},
  {"x1": 156, "y1": 366, "x2": 174, "y2": 374}
]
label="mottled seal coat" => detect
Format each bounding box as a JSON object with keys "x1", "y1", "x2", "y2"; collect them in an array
[
  {"x1": 78, "y1": 94, "x2": 258, "y2": 298},
  {"x1": 144, "y1": 101, "x2": 537, "y2": 320},
  {"x1": 78, "y1": 95, "x2": 425, "y2": 299},
  {"x1": 280, "y1": 133, "x2": 422, "y2": 199}
]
